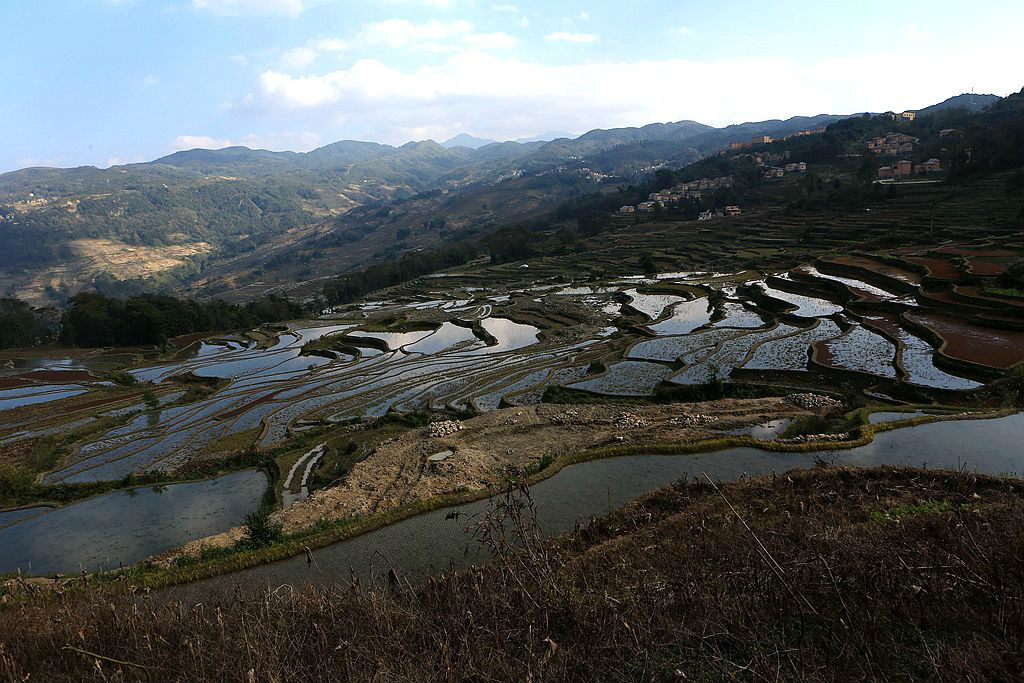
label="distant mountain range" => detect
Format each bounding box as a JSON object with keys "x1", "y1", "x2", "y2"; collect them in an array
[
  {"x1": 0, "y1": 92, "x2": 1006, "y2": 305},
  {"x1": 441, "y1": 131, "x2": 578, "y2": 149}
]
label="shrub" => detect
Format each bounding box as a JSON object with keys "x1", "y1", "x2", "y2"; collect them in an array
[
  {"x1": 108, "y1": 369, "x2": 137, "y2": 386},
  {"x1": 241, "y1": 506, "x2": 283, "y2": 549}
]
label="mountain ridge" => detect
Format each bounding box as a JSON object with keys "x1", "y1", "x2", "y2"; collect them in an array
[{"x1": 0, "y1": 91, "x2": 1006, "y2": 306}]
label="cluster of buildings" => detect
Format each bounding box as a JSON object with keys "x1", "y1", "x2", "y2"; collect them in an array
[
  {"x1": 619, "y1": 175, "x2": 735, "y2": 214},
  {"x1": 881, "y1": 110, "x2": 917, "y2": 122},
  {"x1": 877, "y1": 158, "x2": 942, "y2": 179},
  {"x1": 728, "y1": 127, "x2": 826, "y2": 151},
  {"x1": 752, "y1": 150, "x2": 790, "y2": 165},
  {"x1": 762, "y1": 161, "x2": 808, "y2": 179},
  {"x1": 696, "y1": 206, "x2": 742, "y2": 220},
  {"x1": 867, "y1": 132, "x2": 918, "y2": 156}
]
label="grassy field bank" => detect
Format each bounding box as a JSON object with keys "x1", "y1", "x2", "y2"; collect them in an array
[{"x1": 2, "y1": 465, "x2": 1022, "y2": 682}]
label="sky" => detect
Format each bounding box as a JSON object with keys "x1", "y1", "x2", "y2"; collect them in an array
[{"x1": 2, "y1": 0, "x2": 1023, "y2": 172}]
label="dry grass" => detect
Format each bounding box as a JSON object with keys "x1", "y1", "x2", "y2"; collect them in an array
[{"x1": 2, "y1": 465, "x2": 1023, "y2": 682}]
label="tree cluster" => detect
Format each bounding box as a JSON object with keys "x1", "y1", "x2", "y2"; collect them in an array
[
  {"x1": 0, "y1": 298, "x2": 44, "y2": 349},
  {"x1": 60, "y1": 292, "x2": 303, "y2": 347},
  {"x1": 322, "y1": 243, "x2": 476, "y2": 305}
]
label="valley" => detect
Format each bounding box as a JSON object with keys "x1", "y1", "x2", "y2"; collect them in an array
[
  {"x1": 2, "y1": 163, "x2": 1022, "y2": 579},
  {"x1": 5, "y1": 2, "x2": 1024, "y2": 678}
]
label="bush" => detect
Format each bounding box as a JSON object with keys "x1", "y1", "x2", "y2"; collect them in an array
[
  {"x1": 240, "y1": 505, "x2": 283, "y2": 549},
  {"x1": 0, "y1": 464, "x2": 39, "y2": 501},
  {"x1": 107, "y1": 369, "x2": 137, "y2": 386},
  {"x1": 999, "y1": 364, "x2": 1024, "y2": 407}
]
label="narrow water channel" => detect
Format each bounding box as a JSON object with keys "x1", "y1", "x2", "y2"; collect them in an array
[{"x1": 179, "y1": 412, "x2": 1024, "y2": 598}]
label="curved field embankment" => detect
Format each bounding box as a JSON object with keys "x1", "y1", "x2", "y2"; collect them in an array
[{"x1": 131, "y1": 400, "x2": 1015, "y2": 589}]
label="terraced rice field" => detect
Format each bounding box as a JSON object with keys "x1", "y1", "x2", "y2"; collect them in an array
[
  {"x1": 903, "y1": 256, "x2": 963, "y2": 281},
  {"x1": 671, "y1": 324, "x2": 801, "y2": 384},
  {"x1": 796, "y1": 266, "x2": 914, "y2": 302},
  {"x1": 862, "y1": 314, "x2": 983, "y2": 390},
  {"x1": 648, "y1": 298, "x2": 714, "y2": 334},
  {"x1": 568, "y1": 361, "x2": 675, "y2": 396},
  {"x1": 758, "y1": 284, "x2": 844, "y2": 317},
  {"x1": 712, "y1": 302, "x2": 767, "y2": 328},
  {"x1": 743, "y1": 319, "x2": 843, "y2": 371},
  {"x1": 623, "y1": 289, "x2": 684, "y2": 320},
  {"x1": 3, "y1": 234, "x2": 1015, "y2": 489},
  {"x1": 817, "y1": 326, "x2": 898, "y2": 378},
  {"x1": 906, "y1": 312, "x2": 1024, "y2": 369}
]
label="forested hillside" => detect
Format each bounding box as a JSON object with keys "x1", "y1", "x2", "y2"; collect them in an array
[{"x1": 2, "y1": 95, "x2": 1009, "y2": 308}]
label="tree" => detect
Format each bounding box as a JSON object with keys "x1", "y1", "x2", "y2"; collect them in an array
[
  {"x1": 0, "y1": 299, "x2": 39, "y2": 349},
  {"x1": 143, "y1": 388, "x2": 160, "y2": 411},
  {"x1": 857, "y1": 151, "x2": 879, "y2": 184}
]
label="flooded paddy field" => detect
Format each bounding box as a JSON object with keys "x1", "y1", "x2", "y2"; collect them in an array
[
  {"x1": 183, "y1": 412, "x2": 1024, "y2": 593},
  {"x1": 0, "y1": 470, "x2": 267, "y2": 575},
  {"x1": 2, "y1": 237, "x2": 1022, "y2": 579}
]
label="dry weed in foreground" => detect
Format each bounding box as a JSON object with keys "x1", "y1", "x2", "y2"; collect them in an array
[{"x1": 1, "y1": 465, "x2": 1023, "y2": 682}]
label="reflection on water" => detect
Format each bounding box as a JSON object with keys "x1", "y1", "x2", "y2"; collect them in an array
[
  {"x1": 181, "y1": 413, "x2": 1023, "y2": 597},
  {"x1": 357, "y1": 329, "x2": 435, "y2": 351},
  {"x1": 715, "y1": 418, "x2": 792, "y2": 438},
  {"x1": 568, "y1": 360, "x2": 673, "y2": 396},
  {"x1": 868, "y1": 411, "x2": 928, "y2": 424},
  {"x1": 469, "y1": 318, "x2": 539, "y2": 354},
  {"x1": 0, "y1": 386, "x2": 88, "y2": 411},
  {"x1": 404, "y1": 322, "x2": 479, "y2": 354},
  {"x1": 623, "y1": 289, "x2": 683, "y2": 320},
  {"x1": 759, "y1": 284, "x2": 843, "y2": 317},
  {"x1": 0, "y1": 470, "x2": 267, "y2": 575},
  {"x1": 648, "y1": 298, "x2": 712, "y2": 335}
]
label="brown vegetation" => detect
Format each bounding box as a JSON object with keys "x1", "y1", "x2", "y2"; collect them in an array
[{"x1": 2, "y1": 465, "x2": 1022, "y2": 682}]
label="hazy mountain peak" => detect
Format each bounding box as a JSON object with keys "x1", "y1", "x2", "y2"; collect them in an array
[
  {"x1": 513, "y1": 131, "x2": 577, "y2": 144},
  {"x1": 442, "y1": 133, "x2": 498, "y2": 149}
]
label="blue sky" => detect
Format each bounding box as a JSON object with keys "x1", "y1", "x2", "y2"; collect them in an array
[{"x1": 2, "y1": 0, "x2": 1022, "y2": 172}]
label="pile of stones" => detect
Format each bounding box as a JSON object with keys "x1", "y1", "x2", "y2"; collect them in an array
[
  {"x1": 613, "y1": 412, "x2": 650, "y2": 429},
  {"x1": 549, "y1": 409, "x2": 581, "y2": 425},
  {"x1": 670, "y1": 413, "x2": 719, "y2": 427},
  {"x1": 785, "y1": 393, "x2": 844, "y2": 411},
  {"x1": 426, "y1": 420, "x2": 463, "y2": 437},
  {"x1": 780, "y1": 432, "x2": 850, "y2": 444}
]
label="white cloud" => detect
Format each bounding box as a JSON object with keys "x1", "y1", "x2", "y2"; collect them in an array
[
  {"x1": 171, "y1": 131, "x2": 321, "y2": 151},
  {"x1": 545, "y1": 31, "x2": 598, "y2": 44},
  {"x1": 672, "y1": 25, "x2": 693, "y2": 36},
  {"x1": 174, "y1": 134, "x2": 234, "y2": 149},
  {"x1": 276, "y1": 20, "x2": 516, "y2": 67},
  {"x1": 462, "y1": 32, "x2": 518, "y2": 50},
  {"x1": 192, "y1": 0, "x2": 305, "y2": 17},
  {"x1": 357, "y1": 18, "x2": 475, "y2": 49},
  {"x1": 372, "y1": 0, "x2": 464, "y2": 8},
  {"x1": 240, "y1": 45, "x2": 1024, "y2": 146},
  {"x1": 282, "y1": 46, "x2": 318, "y2": 69},
  {"x1": 577, "y1": 11, "x2": 589, "y2": 21},
  {"x1": 492, "y1": 2, "x2": 528, "y2": 26},
  {"x1": 904, "y1": 24, "x2": 931, "y2": 42},
  {"x1": 142, "y1": 74, "x2": 160, "y2": 86},
  {"x1": 230, "y1": 54, "x2": 249, "y2": 65},
  {"x1": 104, "y1": 155, "x2": 146, "y2": 167},
  {"x1": 313, "y1": 37, "x2": 348, "y2": 51}
]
